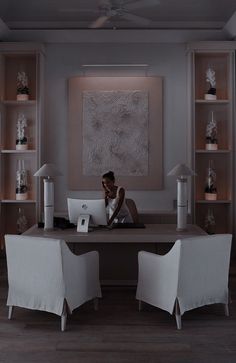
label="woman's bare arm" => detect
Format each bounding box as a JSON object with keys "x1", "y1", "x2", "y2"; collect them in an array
[
  {"x1": 107, "y1": 188, "x2": 125, "y2": 225},
  {"x1": 102, "y1": 181, "x2": 109, "y2": 207}
]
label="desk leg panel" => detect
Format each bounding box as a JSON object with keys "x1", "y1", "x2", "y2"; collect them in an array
[{"x1": 68, "y1": 243, "x2": 156, "y2": 284}]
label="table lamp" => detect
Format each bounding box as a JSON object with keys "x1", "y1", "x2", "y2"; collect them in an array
[
  {"x1": 34, "y1": 163, "x2": 62, "y2": 230},
  {"x1": 167, "y1": 163, "x2": 195, "y2": 231}
]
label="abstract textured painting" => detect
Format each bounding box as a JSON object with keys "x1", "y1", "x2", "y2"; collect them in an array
[
  {"x1": 82, "y1": 90, "x2": 148, "y2": 176},
  {"x1": 68, "y1": 76, "x2": 163, "y2": 190}
]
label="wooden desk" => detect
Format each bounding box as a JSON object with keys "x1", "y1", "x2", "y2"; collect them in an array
[
  {"x1": 24, "y1": 224, "x2": 206, "y2": 285},
  {"x1": 24, "y1": 224, "x2": 205, "y2": 243}
]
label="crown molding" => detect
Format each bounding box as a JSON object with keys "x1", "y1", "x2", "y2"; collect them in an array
[
  {"x1": 224, "y1": 11, "x2": 236, "y2": 40},
  {"x1": 3, "y1": 28, "x2": 231, "y2": 43},
  {"x1": 0, "y1": 17, "x2": 10, "y2": 40}
]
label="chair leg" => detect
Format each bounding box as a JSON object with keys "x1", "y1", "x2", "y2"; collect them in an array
[
  {"x1": 138, "y1": 300, "x2": 143, "y2": 312},
  {"x1": 175, "y1": 300, "x2": 182, "y2": 330},
  {"x1": 224, "y1": 303, "x2": 229, "y2": 317},
  {"x1": 8, "y1": 306, "x2": 14, "y2": 320},
  {"x1": 61, "y1": 302, "x2": 67, "y2": 332},
  {"x1": 94, "y1": 298, "x2": 99, "y2": 311}
]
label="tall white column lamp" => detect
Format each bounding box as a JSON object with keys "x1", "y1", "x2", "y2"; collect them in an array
[
  {"x1": 167, "y1": 163, "x2": 195, "y2": 231},
  {"x1": 34, "y1": 163, "x2": 62, "y2": 230}
]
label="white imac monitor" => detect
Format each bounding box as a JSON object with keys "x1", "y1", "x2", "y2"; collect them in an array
[{"x1": 67, "y1": 198, "x2": 108, "y2": 231}]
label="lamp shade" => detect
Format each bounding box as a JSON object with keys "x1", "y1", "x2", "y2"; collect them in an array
[
  {"x1": 34, "y1": 163, "x2": 62, "y2": 177},
  {"x1": 167, "y1": 163, "x2": 195, "y2": 178}
]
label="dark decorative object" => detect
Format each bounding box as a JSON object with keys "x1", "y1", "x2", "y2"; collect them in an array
[
  {"x1": 205, "y1": 208, "x2": 216, "y2": 235},
  {"x1": 16, "y1": 207, "x2": 28, "y2": 234},
  {"x1": 17, "y1": 71, "x2": 29, "y2": 101}
]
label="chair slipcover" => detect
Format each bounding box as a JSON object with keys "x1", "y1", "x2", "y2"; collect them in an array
[
  {"x1": 136, "y1": 234, "x2": 232, "y2": 326},
  {"x1": 5, "y1": 235, "x2": 102, "y2": 318}
]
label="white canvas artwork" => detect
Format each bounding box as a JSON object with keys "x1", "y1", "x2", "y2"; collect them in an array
[{"x1": 82, "y1": 90, "x2": 149, "y2": 176}]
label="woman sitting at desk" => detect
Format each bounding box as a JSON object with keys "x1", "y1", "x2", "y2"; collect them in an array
[{"x1": 102, "y1": 171, "x2": 133, "y2": 226}]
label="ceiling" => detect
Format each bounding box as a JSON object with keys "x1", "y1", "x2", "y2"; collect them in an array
[{"x1": 1, "y1": 0, "x2": 236, "y2": 31}]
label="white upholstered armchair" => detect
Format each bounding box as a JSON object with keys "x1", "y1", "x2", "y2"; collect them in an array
[
  {"x1": 5, "y1": 235, "x2": 102, "y2": 331},
  {"x1": 136, "y1": 234, "x2": 232, "y2": 329}
]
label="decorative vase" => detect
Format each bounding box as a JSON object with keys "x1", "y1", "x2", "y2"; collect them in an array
[
  {"x1": 205, "y1": 111, "x2": 218, "y2": 151},
  {"x1": 204, "y1": 160, "x2": 217, "y2": 200},
  {"x1": 204, "y1": 67, "x2": 217, "y2": 100},
  {"x1": 16, "y1": 159, "x2": 28, "y2": 200},
  {"x1": 16, "y1": 113, "x2": 28, "y2": 150},
  {"x1": 16, "y1": 71, "x2": 29, "y2": 101},
  {"x1": 204, "y1": 208, "x2": 216, "y2": 234}
]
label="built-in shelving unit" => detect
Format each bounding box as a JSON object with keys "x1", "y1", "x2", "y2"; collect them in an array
[
  {"x1": 0, "y1": 43, "x2": 44, "y2": 247},
  {"x1": 188, "y1": 42, "x2": 234, "y2": 234}
]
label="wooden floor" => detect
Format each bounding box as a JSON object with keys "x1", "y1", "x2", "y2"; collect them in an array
[{"x1": 1, "y1": 257, "x2": 236, "y2": 363}]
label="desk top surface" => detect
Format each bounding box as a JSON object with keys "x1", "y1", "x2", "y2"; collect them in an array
[{"x1": 23, "y1": 224, "x2": 206, "y2": 243}]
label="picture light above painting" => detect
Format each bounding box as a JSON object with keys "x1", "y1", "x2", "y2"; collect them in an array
[{"x1": 68, "y1": 76, "x2": 163, "y2": 190}]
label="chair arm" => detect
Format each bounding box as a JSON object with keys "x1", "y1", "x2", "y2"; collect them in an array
[
  {"x1": 136, "y1": 245, "x2": 180, "y2": 314},
  {"x1": 61, "y1": 244, "x2": 102, "y2": 312}
]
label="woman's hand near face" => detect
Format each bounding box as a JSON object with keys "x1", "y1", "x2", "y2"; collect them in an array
[{"x1": 102, "y1": 182, "x2": 108, "y2": 192}]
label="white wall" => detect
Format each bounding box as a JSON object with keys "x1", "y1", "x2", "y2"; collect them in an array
[{"x1": 44, "y1": 42, "x2": 189, "y2": 213}]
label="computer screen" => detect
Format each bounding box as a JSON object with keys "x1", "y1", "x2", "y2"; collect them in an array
[{"x1": 67, "y1": 198, "x2": 108, "y2": 226}]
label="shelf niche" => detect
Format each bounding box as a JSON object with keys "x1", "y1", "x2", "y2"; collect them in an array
[{"x1": 189, "y1": 44, "x2": 234, "y2": 235}]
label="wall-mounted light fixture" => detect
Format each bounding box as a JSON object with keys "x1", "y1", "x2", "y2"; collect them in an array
[
  {"x1": 81, "y1": 64, "x2": 149, "y2": 67},
  {"x1": 81, "y1": 63, "x2": 149, "y2": 76}
]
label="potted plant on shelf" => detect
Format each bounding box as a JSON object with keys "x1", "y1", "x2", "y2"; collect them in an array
[
  {"x1": 16, "y1": 113, "x2": 28, "y2": 150},
  {"x1": 204, "y1": 160, "x2": 217, "y2": 201},
  {"x1": 205, "y1": 111, "x2": 218, "y2": 150},
  {"x1": 16, "y1": 159, "x2": 28, "y2": 200},
  {"x1": 17, "y1": 71, "x2": 29, "y2": 101},
  {"x1": 204, "y1": 67, "x2": 216, "y2": 100}
]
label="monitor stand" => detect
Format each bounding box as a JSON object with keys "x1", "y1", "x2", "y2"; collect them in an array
[{"x1": 77, "y1": 214, "x2": 90, "y2": 233}]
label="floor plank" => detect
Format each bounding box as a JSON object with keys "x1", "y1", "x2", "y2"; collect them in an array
[{"x1": 1, "y1": 256, "x2": 236, "y2": 363}]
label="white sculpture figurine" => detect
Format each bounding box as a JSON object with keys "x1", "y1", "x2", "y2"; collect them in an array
[
  {"x1": 205, "y1": 111, "x2": 218, "y2": 150},
  {"x1": 16, "y1": 159, "x2": 28, "y2": 201},
  {"x1": 205, "y1": 67, "x2": 217, "y2": 100},
  {"x1": 16, "y1": 113, "x2": 28, "y2": 150}
]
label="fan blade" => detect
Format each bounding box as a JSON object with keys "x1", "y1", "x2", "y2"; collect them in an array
[
  {"x1": 90, "y1": 15, "x2": 110, "y2": 28},
  {"x1": 125, "y1": 0, "x2": 160, "y2": 11},
  {"x1": 59, "y1": 8, "x2": 99, "y2": 13},
  {"x1": 122, "y1": 12, "x2": 151, "y2": 26}
]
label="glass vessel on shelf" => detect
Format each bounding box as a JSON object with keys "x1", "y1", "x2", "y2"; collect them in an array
[
  {"x1": 204, "y1": 160, "x2": 217, "y2": 200},
  {"x1": 16, "y1": 207, "x2": 28, "y2": 234},
  {"x1": 205, "y1": 111, "x2": 218, "y2": 151},
  {"x1": 16, "y1": 113, "x2": 28, "y2": 150},
  {"x1": 16, "y1": 159, "x2": 28, "y2": 200},
  {"x1": 204, "y1": 208, "x2": 216, "y2": 234},
  {"x1": 17, "y1": 71, "x2": 29, "y2": 101},
  {"x1": 204, "y1": 67, "x2": 216, "y2": 100}
]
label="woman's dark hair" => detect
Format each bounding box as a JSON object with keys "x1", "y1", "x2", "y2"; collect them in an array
[{"x1": 102, "y1": 171, "x2": 115, "y2": 181}]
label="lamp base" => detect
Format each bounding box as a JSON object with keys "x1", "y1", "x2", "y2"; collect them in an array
[
  {"x1": 44, "y1": 206, "x2": 54, "y2": 230},
  {"x1": 44, "y1": 227, "x2": 54, "y2": 231},
  {"x1": 176, "y1": 226, "x2": 188, "y2": 232}
]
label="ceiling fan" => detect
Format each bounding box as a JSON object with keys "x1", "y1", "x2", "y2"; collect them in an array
[{"x1": 90, "y1": 0, "x2": 160, "y2": 28}]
